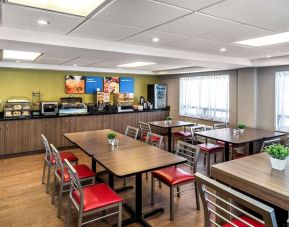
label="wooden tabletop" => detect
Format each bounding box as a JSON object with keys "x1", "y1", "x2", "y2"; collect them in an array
[
  {"x1": 96, "y1": 145, "x2": 186, "y2": 177},
  {"x1": 211, "y1": 153, "x2": 289, "y2": 211},
  {"x1": 148, "y1": 120, "x2": 194, "y2": 128},
  {"x1": 65, "y1": 129, "x2": 187, "y2": 177},
  {"x1": 64, "y1": 129, "x2": 144, "y2": 157},
  {"x1": 195, "y1": 127, "x2": 284, "y2": 145}
]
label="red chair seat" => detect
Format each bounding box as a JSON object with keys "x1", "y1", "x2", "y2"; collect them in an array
[
  {"x1": 142, "y1": 135, "x2": 160, "y2": 142},
  {"x1": 173, "y1": 131, "x2": 192, "y2": 137},
  {"x1": 197, "y1": 143, "x2": 223, "y2": 152},
  {"x1": 222, "y1": 215, "x2": 265, "y2": 227},
  {"x1": 72, "y1": 183, "x2": 123, "y2": 212},
  {"x1": 50, "y1": 151, "x2": 78, "y2": 164},
  {"x1": 152, "y1": 166, "x2": 195, "y2": 186},
  {"x1": 57, "y1": 164, "x2": 95, "y2": 182}
]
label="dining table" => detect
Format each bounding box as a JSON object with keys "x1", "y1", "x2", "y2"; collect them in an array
[
  {"x1": 64, "y1": 129, "x2": 187, "y2": 227},
  {"x1": 148, "y1": 120, "x2": 195, "y2": 152},
  {"x1": 211, "y1": 153, "x2": 289, "y2": 227},
  {"x1": 194, "y1": 127, "x2": 285, "y2": 161}
]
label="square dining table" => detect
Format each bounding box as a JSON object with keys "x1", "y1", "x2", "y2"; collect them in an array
[
  {"x1": 148, "y1": 120, "x2": 195, "y2": 152},
  {"x1": 211, "y1": 153, "x2": 289, "y2": 226},
  {"x1": 64, "y1": 129, "x2": 187, "y2": 227},
  {"x1": 194, "y1": 127, "x2": 284, "y2": 161}
]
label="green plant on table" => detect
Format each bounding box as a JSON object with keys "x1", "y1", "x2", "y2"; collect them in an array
[
  {"x1": 107, "y1": 132, "x2": 117, "y2": 140},
  {"x1": 238, "y1": 123, "x2": 246, "y2": 129},
  {"x1": 264, "y1": 144, "x2": 289, "y2": 160},
  {"x1": 166, "y1": 116, "x2": 173, "y2": 120}
]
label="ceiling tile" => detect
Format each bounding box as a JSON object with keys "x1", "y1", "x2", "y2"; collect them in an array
[
  {"x1": 201, "y1": 0, "x2": 289, "y2": 23},
  {"x1": 92, "y1": 0, "x2": 191, "y2": 29},
  {"x1": 198, "y1": 24, "x2": 273, "y2": 43},
  {"x1": 3, "y1": 4, "x2": 85, "y2": 34},
  {"x1": 154, "y1": 0, "x2": 223, "y2": 11},
  {"x1": 249, "y1": 13, "x2": 289, "y2": 33},
  {"x1": 69, "y1": 19, "x2": 142, "y2": 41},
  {"x1": 154, "y1": 12, "x2": 237, "y2": 37},
  {"x1": 121, "y1": 30, "x2": 187, "y2": 46}
]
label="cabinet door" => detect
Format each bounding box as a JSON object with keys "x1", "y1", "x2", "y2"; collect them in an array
[
  {"x1": 4, "y1": 120, "x2": 27, "y2": 154},
  {"x1": 0, "y1": 122, "x2": 5, "y2": 155},
  {"x1": 26, "y1": 119, "x2": 44, "y2": 152},
  {"x1": 82, "y1": 115, "x2": 103, "y2": 131},
  {"x1": 60, "y1": 117, "x2": 79, "y2": 147},
  {"x1": 43, "y1": 118, "x2": 62, "y2": 148}
]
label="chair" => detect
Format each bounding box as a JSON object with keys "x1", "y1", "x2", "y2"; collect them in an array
[
  {"x1": 139, "y1": 122, "x2": 152, "y2": 141},
  {"x1": 260, "y1": 138, "x2": 281, "y2": 152},
  {"x1": 50, "y1": 144, "x2": 96, "y2": 218},
  {"x1": 65, "y1": 159, "x2": 123, "y2": 227},
  {"x1": 151, "y1": 141, "x2": 200, "y2": 221},
  {"x1": 195, "y1": 173, "x2": 278, "y2": 227},
  {"x1": 145, "y1": 132, "x2": 163, "y2": 148},
  {"x1": 190, "y1": 126, "x2": 224, "y2": 176},
  {"x1": 125, "y1": 125, "x2": 139, "y2": 139},
  {"x1": 41, "y1": 134, "x2": 78, "y2": 193},
  {"x1": 123, "y1": 125, "x2": 139, "y2": 186},
  {"x1": 213, "y1": 122, "x2": 228, "y2": 129}
]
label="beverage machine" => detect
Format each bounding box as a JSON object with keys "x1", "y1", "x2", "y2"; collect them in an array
[{"x1": 147, "y1": 84, "x2": 167, "y2": 109}]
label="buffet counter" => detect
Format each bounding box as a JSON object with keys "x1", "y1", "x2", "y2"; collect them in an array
[{"x1": 0, "y1": 109, "x2": 169, "y2": 157}]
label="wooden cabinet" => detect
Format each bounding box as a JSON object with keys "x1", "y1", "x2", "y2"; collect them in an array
[{"x1": 0, "y1": 110, "x2": 169, "y2": 157}]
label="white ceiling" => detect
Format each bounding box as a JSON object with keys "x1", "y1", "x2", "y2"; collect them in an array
[{"x1": 1, "y1": 0, "x2": 289, "y2": 74}]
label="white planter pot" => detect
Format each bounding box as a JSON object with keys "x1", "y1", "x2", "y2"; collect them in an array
[
  {"x1": 269, "y1": 156, "x2": 288, "y2": 171},
  {"x1": 108, "y1": 138, "x2": 116, "y2": 144},
  {"x1": 239, "y1": 129, "x2": 245, "y2": 134}
]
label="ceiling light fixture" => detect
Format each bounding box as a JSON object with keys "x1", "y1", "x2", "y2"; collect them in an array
[
  {"x1": 117, "y1": 62, "x2": 156, "y2": 68},
  {"x1": 220, "y1": 48, "x2": 227, "y2": 52},
  {"x1": 3, "y1": 50, "x2": 42, "y2": 61},
  {"x1": 235, "y1": 31, "x2": 289, "y2": 47},
  {"x1": 15, "y1": 60, "x2": 21, "y2": 63},
  {"x1": 8, "y1": 0, "x2": 107, "y2": 17},
  {"x1": 152, "y1": 37, "x2": 160, "y2": 43},
  {"x1": 37, "y1": 19, "x2": 50, "y2": 25},
  {"x1": 267, "y1": 55, "x2": 271, "y2": 58}
]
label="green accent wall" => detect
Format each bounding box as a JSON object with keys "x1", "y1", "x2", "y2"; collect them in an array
[{"x1": 0, "y1": 68, "x2": 160, "y2": 110}]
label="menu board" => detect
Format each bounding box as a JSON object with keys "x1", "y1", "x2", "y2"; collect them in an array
[
  {"x1": 86, "y1": 76, "x2": 103, "y2": 94},
  {"x1": 65, "y1": 75, "x2": 85, "y2": 94},
  {"x1": 104, "y1": 77, "x2": 119, "y2": 94},
  {"x1": 120, "y1": 77, "x2": 134, "y2": 93}
]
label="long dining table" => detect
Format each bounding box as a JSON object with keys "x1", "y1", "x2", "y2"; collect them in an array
[{"x1": 64, "y1": 129, "x2": 187, "y2": 227}]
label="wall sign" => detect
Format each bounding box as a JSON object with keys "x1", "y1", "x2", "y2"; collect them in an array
[
  {"x1": 120, "y1": 77, "x2": 134, "y2": 93},
  {"x1": 85, "y1": 76, "x2": 103, "y2": 94},
  {"x1": 65, "y1": 75, "x2": 85, "y2": 94},
  {"x1": 104, "y1": 77, "x2": 119, "y2": 94}
]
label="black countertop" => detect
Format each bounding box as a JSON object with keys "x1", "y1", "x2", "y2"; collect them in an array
[{"x1": 0, "y1": 107, "x2": 170, "y2": 121}]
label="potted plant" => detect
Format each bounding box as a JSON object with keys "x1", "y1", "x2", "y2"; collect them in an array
[
  {"x1": 264, "y1": 144, "x2": 289, "y2": 171},
  {"x1": 238, "y1": 123, "x2": 246, "y2": 133},
  {"x1": 107, "y1": 132, "x2": 117, "y2": 144},
  {"x1": 165, "y1": 116, "x2": 173, "y2": 124}
]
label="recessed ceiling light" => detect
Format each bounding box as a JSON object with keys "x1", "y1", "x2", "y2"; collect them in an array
[
  {"x1": 8, "y1": 0, "x2": 107, "y2": 16},
  {"x1": 235, "y1": 31, "x2": 289, "y2": 47},
  {"x1": 73, "y1": 64, "x2": 78, "y2": 67},
  {"x1": 267, "y1": 55, "x2": 271, "y2": 58},
  {"x1": 15, "y1": 60, "x2": 21, "y2": 63},
  {"x1": 37, "y1": 19, "x2": 49, "y2": 25},
  {"x1": 152, "y1": 37, "x2": 160, "y2": 43},
  {"x1": 220, "y1": 48, "x2": 227, "y2": 52},
  {"x1": 117, "y1": 62, "x2": 156, "y2": 68},
  {"x1": 3, "y1": 50, "x2": 42, "y2": 61}
]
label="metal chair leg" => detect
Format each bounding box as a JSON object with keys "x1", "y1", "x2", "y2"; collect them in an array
[
  {"x1": 123, "y1": 177, "x2": 126, "y2": 186},
  {"x1": 194, "y1": 181, "x2": 200, "y2": 210},
  {"x1": 65, "y1": 198, "x2": 71, "y2": 227},
  {"x1": 203, "y1": 154, "x2": 207, "y2": 165},
  {"x1": 207, "y1": 153, "x2": 211, "y2": 177},
  {"x1": 118, "y1": 203, "x2": 122, "y2": 227},
  {"x1": 158, "y1": 181, "x2": 162, "y2": 188},
  {"x1": 42, "y1": 161, "x2": 46, "y2": 184},
  {"x1": 151, "y1": 175, "x2": 155, "y2": 205},
  {"x1": 51, "y1": 174, "x2": 57, "y2": 204},
  {"x1": 46, "y1": 165, "x2": 51, "y2": 194},
  {"x1": 58, "y1": 184, "x2": 63, "y2": 218},
  {"x1": 177, "y1": 186, "x2": 180, "y2": 197},
  {"x1": 77, "y1": 211, "x2": 82, "y2": 227},
  {"x1": 146, "y1": 172, "x2": 148, "y2": 179},
  {"x1": 214, "y1": 153, "x2": 217, "y2": 163},
  {"x1": 170, "y1": 187, "x2": 174, "y2": 221}
]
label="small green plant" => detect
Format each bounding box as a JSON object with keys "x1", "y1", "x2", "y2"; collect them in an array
[
  {"x1": 238, "y1": 124, "x2": 246, "y2": 129},
  {"x1": 166, "y1": 116, "x2": 173, "y2": 120},
  {"x1": 107, "y1": 132, "x2": 117, "y2": 140},
  {"x1": 265, "y1": 144, "x2": 289, "y2": 160}
]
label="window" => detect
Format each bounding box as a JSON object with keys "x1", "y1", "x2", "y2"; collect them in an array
[
  {"x1": 179, "y1": 75, "x2": 229, "y2": 122},
  {"x1": 275, "y1": 71, "x2": 289, "y2": 131}
]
